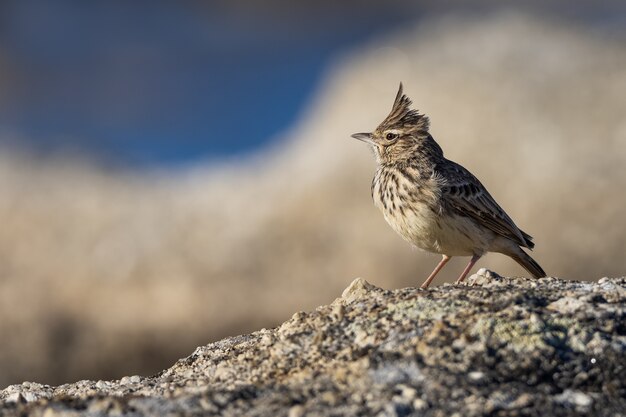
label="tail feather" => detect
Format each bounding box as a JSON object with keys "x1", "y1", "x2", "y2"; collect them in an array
[
  {"x1": 509, "y1": 248, "x2": 546, "y2": 278},
  {"x1": 520, "y1": 229, "x2": 535, "y2": 249}
]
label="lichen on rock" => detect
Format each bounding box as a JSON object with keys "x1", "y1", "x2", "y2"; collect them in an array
[{"x1": 1, "y1": 274, "x2": 625, "y2": 416}]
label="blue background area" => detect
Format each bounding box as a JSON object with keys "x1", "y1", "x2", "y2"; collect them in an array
[
  {"x1": 0, "y1": 1, "x2": 422, "y2": 165},
  {"x1": 1, "y1": 1, "x2": 622, "y2": 166}
]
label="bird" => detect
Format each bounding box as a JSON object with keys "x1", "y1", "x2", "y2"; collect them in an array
[{"x1": 351, "y1": 83, "x2": 545, "y2": 288}]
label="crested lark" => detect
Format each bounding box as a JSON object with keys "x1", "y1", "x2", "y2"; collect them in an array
[{"x1": 352, "y1": 84, "x2": 545, "y2": 288}]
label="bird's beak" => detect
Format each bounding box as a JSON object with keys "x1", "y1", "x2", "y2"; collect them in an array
[{"x1": 351, "y1": 132, "x2": 373, "y2": 144}]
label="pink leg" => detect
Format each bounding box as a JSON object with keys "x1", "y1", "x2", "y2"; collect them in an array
[
  {"x1": 420, "y1": 255, "x2": 451, "y2": 289},
  {"x1": 455, "y1": 254, "x2": 482, "y2": 284}
]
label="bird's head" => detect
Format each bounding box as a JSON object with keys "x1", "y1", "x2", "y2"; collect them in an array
[{"x1": 351, "y1": 83, "x2": 431, "y2": 164}]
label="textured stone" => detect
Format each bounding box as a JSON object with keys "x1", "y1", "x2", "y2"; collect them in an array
[{"x1": 1, "y1": 274, "x2": 625, "y2": 416}]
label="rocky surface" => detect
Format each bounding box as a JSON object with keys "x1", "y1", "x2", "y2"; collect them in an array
[{"x1": 1, "y1": 271, "x2": 625, "y2": 416}]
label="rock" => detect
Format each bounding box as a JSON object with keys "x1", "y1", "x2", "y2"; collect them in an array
[
  {"x1": 466, "y1": 268, "x2": 503, "y2": 286},
  {"x1": 467, "y1": 371, "x2": 485, "y2": 383},
  {"x1": 554, "y1": 389, "x2": 594, "y2": 411},
  {"x1": 4, "y1": 393, "x2": 22, "y2": 404},
  {"x1": 1, "y1": 276, "x2": 625, "y2": 416},
  {"x1": 341, "y1": 277, "x2": 378, "y2": 303}
]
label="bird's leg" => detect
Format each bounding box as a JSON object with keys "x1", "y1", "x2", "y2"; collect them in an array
[
  {"x1": 420, "y1": 255, "x2": 451, "y2": 289},
  {"x1": 455, "y1": 254, "x2": 482, "y2": 284}
]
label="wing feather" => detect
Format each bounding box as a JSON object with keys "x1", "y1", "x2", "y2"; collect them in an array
[{"x1": 436, "y1": 161, "x2": 533, "y2": 249}]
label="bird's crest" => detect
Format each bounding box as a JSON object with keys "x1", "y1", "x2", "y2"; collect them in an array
[{"x1": 380, "y1": 83, "x2": 430, "y2": 133}]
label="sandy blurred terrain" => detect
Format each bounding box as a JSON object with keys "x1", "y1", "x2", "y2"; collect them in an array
[{"x1": 1, "y1": 13, "x2": 625, "y2": 386}]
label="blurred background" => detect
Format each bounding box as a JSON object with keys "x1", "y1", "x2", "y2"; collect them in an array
[{"x1": 0, "y1": 0, "x2": 625, "y2": 387}]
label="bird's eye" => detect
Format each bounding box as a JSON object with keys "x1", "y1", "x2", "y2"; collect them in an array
[{"x1": 385, "y1": 132, "x2": 398, "y2": 140}]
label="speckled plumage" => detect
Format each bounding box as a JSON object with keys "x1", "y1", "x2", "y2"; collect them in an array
[{"x1": 352, "y1": 84, "x2": 545, "y2": 288}]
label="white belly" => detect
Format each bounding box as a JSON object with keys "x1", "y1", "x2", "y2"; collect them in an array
[{"x1": 383, "y1": 205, "x2": 489, "y2": 256}]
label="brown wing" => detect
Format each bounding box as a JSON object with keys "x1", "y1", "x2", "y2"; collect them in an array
[{"x1": 436, "y1": 161, "x2": 534, "y2": 249}]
